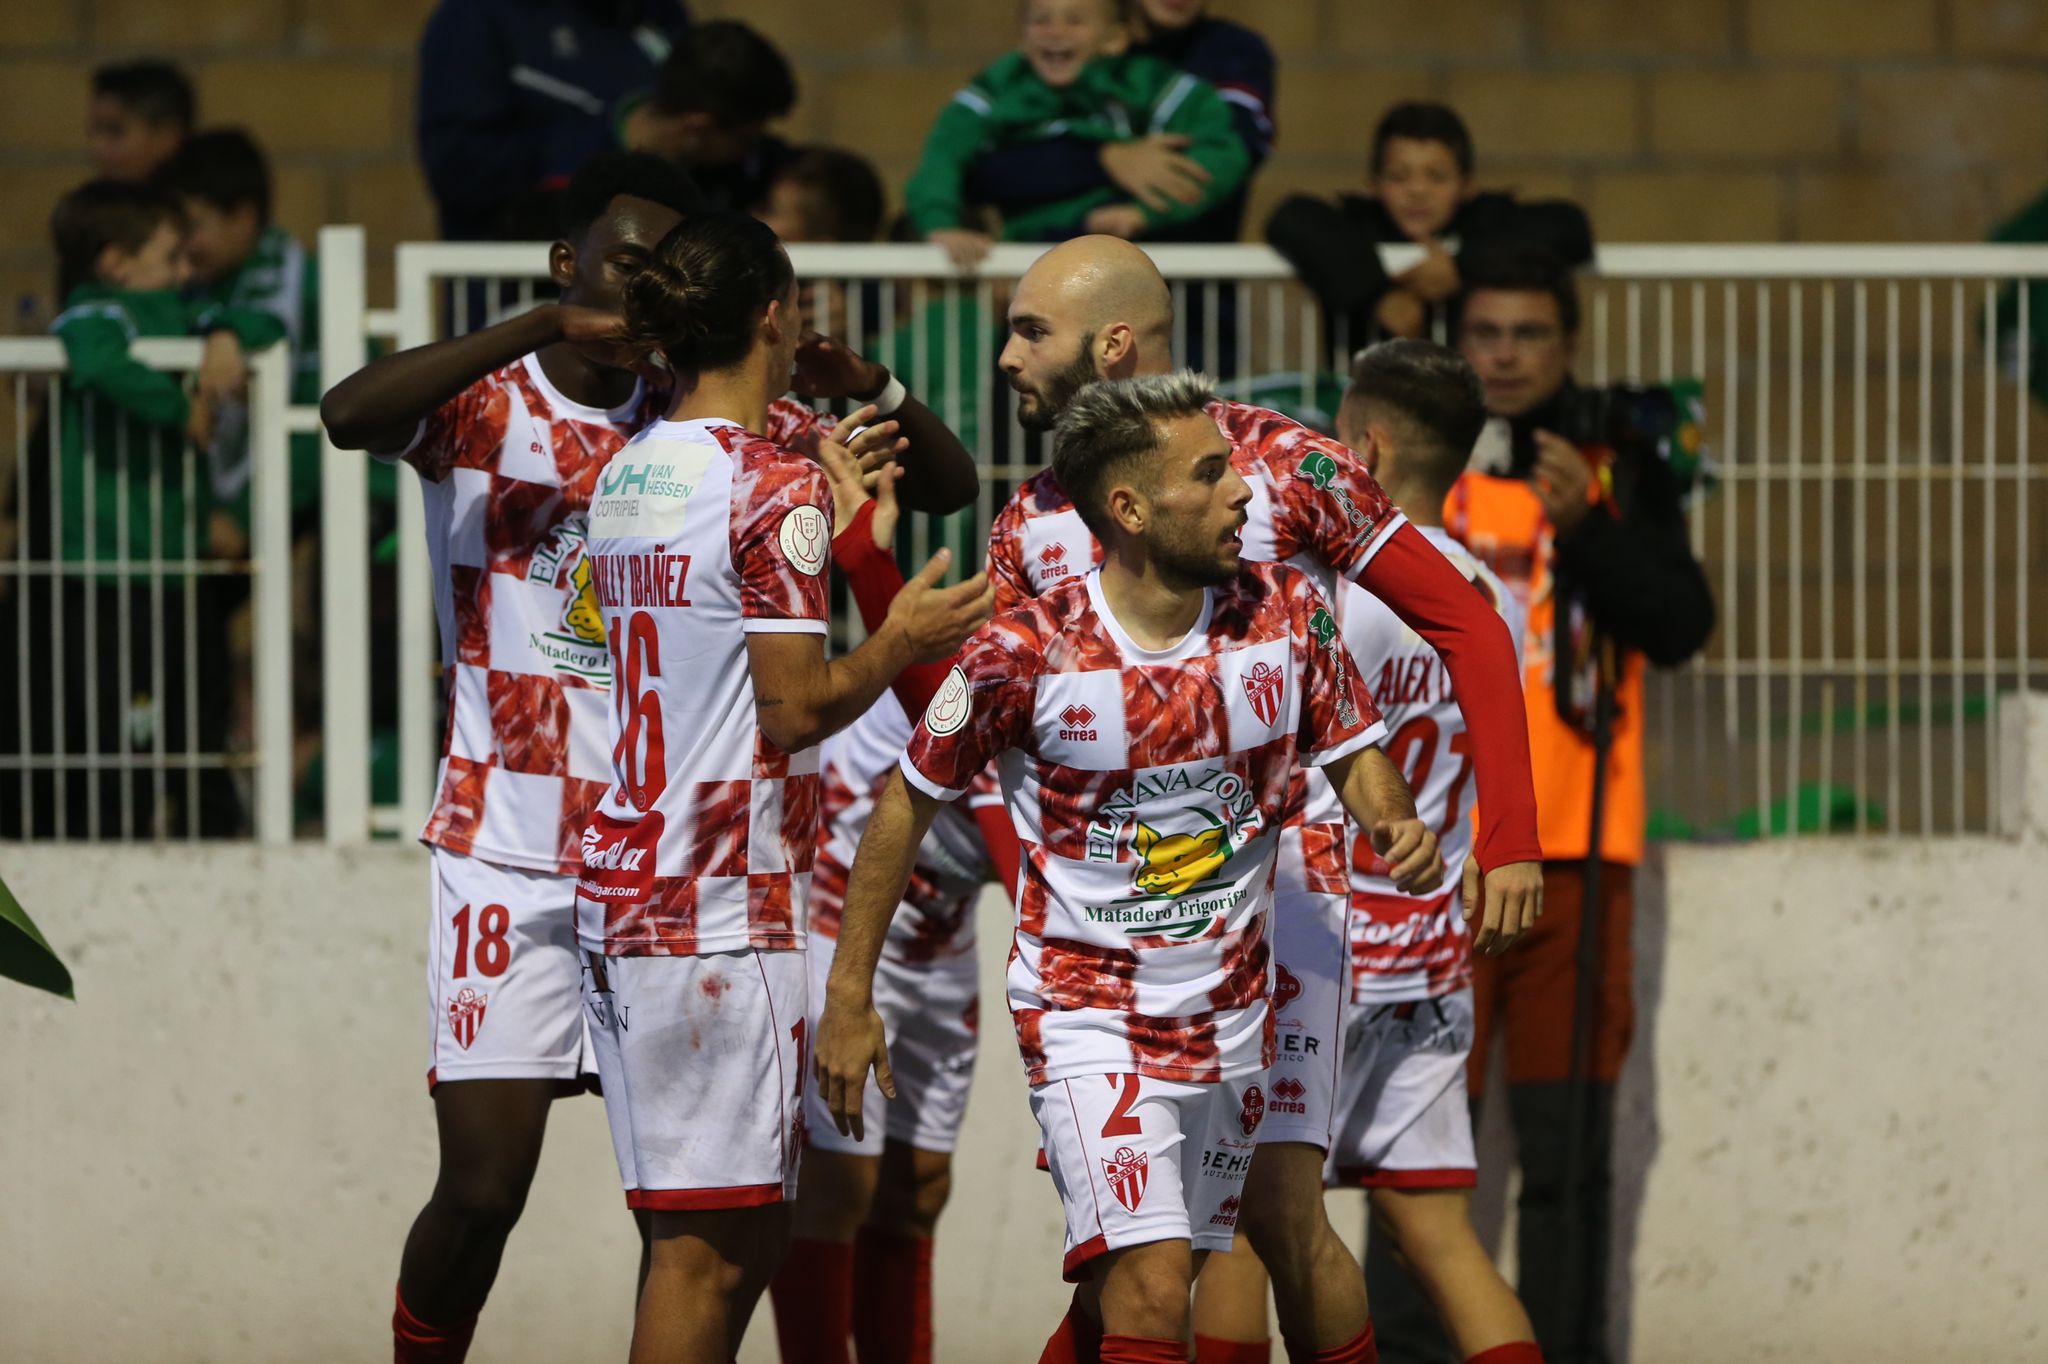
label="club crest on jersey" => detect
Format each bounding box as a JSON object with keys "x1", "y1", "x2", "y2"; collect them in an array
[
  {"x1": 924, "y1": 666, "x2": 971, "y2": 737},
  {"x1": 1242, "y1": 660, "x2": 1285, "y2": 727},
  {"x1": 448, "y1": 987, "x2": 488, "y2": 1050},
  {"x1": 1103, "y1": 1146, "x2": 1149, "y2": 1212},
  {"x1": 1239, "y1": 1085, "x2": 1266, "y2": 1136},
  {"x1": 778, "y1": 504, "x2": 829, "y2": 576}
]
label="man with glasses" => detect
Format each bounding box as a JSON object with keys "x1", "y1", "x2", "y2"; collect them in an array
[{"x1": 1408, "y1": 251, "x2": 1714, "y2": 1364}]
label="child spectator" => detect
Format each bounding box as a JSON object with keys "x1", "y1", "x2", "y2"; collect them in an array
[
  {"x1": 47, "y1": 181, "x2": 285, "y2": 836},
  {"x1": 905, "y1": 0, "x2": 1251, "y2": 268},
  {"x1": 157, "y1": 128, "x2": 323, "y2": 546},
  {"x1": 1267, "y1": 100, "x2": 1594, "y2": 343},
  {"x1": 624, "y1": 20, "x2": 798, "y2": 214},
  {"x1": 87, "y1": 59, "x2": 195, "y2": 183},
  {"x1": 755, "y1": 146, "x2": 887, "y2": 246},
  {"x1": 962, "y1": 0, "x2": 1275, "y2": 243}
]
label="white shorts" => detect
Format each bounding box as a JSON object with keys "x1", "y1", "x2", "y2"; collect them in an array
[
  {"x1": 1031, "y1": 1071, "x2": 1266, "y2": 1282},
  {"x1": 426, "y1": 847, "x2": 594, "y2": 1089},
  {"x1": 1260, "y1": 882, "x2": 1350, "y2": 1150},
  {"x1": 804, "y1": 931, "x2": 979, "y2": 1157},
  {"x1": 1324, "y1": 987, "x2": 1477, "y2": 1190},
  {"x1": 582, "y1": 947, "x2": 808, "y2": 1210}
]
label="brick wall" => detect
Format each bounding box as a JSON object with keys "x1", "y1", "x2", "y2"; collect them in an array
[{"x1": 3, "y1": 0, "x2": 2046, "y2": 323}]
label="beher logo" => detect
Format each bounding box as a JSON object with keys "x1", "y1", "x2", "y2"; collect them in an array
[
  {"x1": 1242, "y1": 660, "x2": 1285, "y2": 727},
  {"x1": 1103, "y1": 1146, "x2": 1149, "y2": 1212},
  {"x1": 448, "y1": 987, "x2": 489, "y2": 1050},
  {"x1": 1273, "y1": 962, "x2": 1302, "y2": 1014},
  {"x1": 1059, "y1": 703, "x2": 1098, "y2": 742},
  {"x1": 1209, "y1": 1194, "x2": 1242, "y2": 1228},
  {"x1": 1084, "y1": 766, "x2": 1268, "y2": 940},
  {"x1": 1239, "y1": 1085, "x2": 1266, "y2": 1136}
]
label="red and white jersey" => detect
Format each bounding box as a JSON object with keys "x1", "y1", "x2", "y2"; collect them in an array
[
  {"x1": 900, "y1": 562, "x2": 1386, "y2": 1087},
  {"x1": 388, "y1": 357, "x2": 827, "y2": 877},
  {"x1": 575, "y1": 416, "x2": 833, "y2": 957},
  {"x1": 984, "y1": 399, "x2": 1408, "y2": 888},
  {"x1": 809, "y1": 692, "x2": 1001, "y2": 963},
  {"x1": 1344, "y1": 526, "x2": 1524, "y2": 1003}
]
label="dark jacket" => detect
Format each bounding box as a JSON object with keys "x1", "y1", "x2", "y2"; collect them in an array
[
  {"x1": 958, "y1": 16, "x2": 1275, "y2": 242},
  {"x1": 1267, "y1": 189, "x2": 1595, "y2": 342},
  {"x1": 417, "y1": 0, "x2": 691, "y2": 240}
]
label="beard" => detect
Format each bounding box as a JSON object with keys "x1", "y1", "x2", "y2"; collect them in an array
[
  {"x1": 1148, "y1": 513, "x2": 1244, "y2": 588},
  {"x1": 1015, "y1": 335, "x2": 1100, "y2": 432}
]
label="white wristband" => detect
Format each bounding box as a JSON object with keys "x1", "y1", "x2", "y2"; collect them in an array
[{"x1": 866, "y1": 372, "x2": 908, "y2": 417}]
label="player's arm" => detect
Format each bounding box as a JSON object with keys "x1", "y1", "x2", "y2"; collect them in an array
[
  {"x1": 320, "y1": 303, "x2": 620, "y2": 454},
  {"x1": 746, "y1": 555, "x2": 992, "y2": 753},
  {"x1": 1141, "y1": 74, "x2": 1252, "y2": 228},
  {"x1": 789, "y1": 332, "x2": 978, "y2": 513},
  {"x1": 1321, "y1": 745, "x2": 1443, "y2": 898},
  {"x1": 813, "y1": 769, "x2": 945, "y2": 1140}
]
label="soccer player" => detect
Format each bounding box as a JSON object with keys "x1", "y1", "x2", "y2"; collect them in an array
[
  {"x1": 980, "y1": 235, "x2": 1543, "y2": 1362},
  {"x1": 815, "y1": 371, "x2": 1445, "y2": 1364},
  {"x1": 318, "y1": 153, "x2": 978, "y2": 1364},
  {"x1": 1193, "y1": 342, "x2": 1543, "y2": 1364},
  {"x1": 575, "y1": 209, "x2": 994, "y2": 1364},
  {"x1": 769, "y1": 451, "x2": 1020, "y2": 1364}
]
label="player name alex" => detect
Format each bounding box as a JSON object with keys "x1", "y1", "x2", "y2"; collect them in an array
[{"x1": 588, "y1": 551, "x2": 694, "y2": 610}]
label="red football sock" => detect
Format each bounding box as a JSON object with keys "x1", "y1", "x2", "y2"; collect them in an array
[
  {"x1": 1038, "y1": 1300, "x2": 1104, "y2": 1364},
  {"x1": 1465, "y1": 1344, "x2": 1543, "y2": 1364},
  {"x1": 769, "y1": 1237, "x2": 856, "y2": 1363},
  {"x1": 852, "y1": 1226, "x2": 935, "y2": 1364},
  {"x1": 1195, "y1": 1334, "x2": 1273, "y2": 1363},
  {"x1": 392, "y1": 1285, "x2": 477, "y2": 1364},
  {"x1": 1286, "y1": 1321, "x2": 1377, "y2": 1364},
  {"x1": 1100, "y1": 1336, "x2": 1191, "y2": 1363}
]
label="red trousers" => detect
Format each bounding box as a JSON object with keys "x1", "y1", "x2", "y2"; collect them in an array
[{"x1": 1469, "y1": 859, "x2": 1635, "y2": 1090}]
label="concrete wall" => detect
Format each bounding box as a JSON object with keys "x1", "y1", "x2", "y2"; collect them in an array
[
  {"x1": 4, "y1": 818, "x2": 2046, "y2": 1361},
  {"x1": 5, "y1": 0, "x2": 2048, "y2": 325}
]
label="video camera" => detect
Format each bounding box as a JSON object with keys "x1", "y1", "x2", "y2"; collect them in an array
[{"x1": 1508, "y1": 378, "x2": 1709, "y2": 496}]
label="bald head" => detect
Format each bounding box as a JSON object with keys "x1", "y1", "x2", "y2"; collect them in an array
[{"x1": 1001, "y1": 235, "x2": 1176, "y2": 429}]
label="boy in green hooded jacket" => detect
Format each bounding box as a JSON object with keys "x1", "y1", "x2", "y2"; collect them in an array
[{"x1": 906, "y1": 0, "x2": 1251, "y2": 268}]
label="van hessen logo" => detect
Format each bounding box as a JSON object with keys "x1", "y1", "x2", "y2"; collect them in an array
[{"x1": 1059, "y1": 703, "x2": 1097, "y2": 742}]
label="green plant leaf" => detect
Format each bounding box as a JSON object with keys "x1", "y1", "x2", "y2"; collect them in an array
[{"x1": 0, "y1": 873, "x2": 73, "y2": 999}]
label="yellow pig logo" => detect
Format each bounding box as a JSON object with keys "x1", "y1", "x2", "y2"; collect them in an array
[
  {"x1": 1132, "y1": 815, "x2": 1232, "y2": 897},
  {"x1": 563, "y1": 555, "x2": 605, "y2": 645}
]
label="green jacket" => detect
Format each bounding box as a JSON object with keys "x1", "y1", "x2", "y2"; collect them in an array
[
  {"x1": 51, "y1": 283, "x2": 284, "y2": 566},
  {"x1": 184, "y1": 223, "x2": 328, "y2": 524},
  {"x1": 905, "y1": 51, "x2": 1251, "y2": 240}
]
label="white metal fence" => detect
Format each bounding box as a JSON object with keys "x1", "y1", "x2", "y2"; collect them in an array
[
  {"x1": 0, "y1": 337, "x2": 294, "y2": 841},
  {"x1": 18, "y1": 237, "x2": 2037, "y2": 845}
]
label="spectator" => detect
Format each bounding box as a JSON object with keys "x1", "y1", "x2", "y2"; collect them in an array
[
  {"x1": 157, "y1": 128, "x2": 323, "y2": 545},
  {"x1": 44, "y1": 181, "x2": 286, "y2": 837},
  {"x1": 961, "y1": 0, "x2": 1274, "y2": 243},
  {"x1": 416, "y1": 0, "x2": 690, "y2": 239},
  {"x1": 1374, "y1": 251, "x2": 1706, "y2": 1364},
  {"x1": 625, "y1": 19, "x2": 798, "y2": 213},
  {"x1": 754, "y1": 146, "x2": 886, "y2": 246},
  {"x1": 904, "y1": 0, "x2": 1251, "y2": 269},
  {"x1": 1268, "y1": 101, "x2": 1594, "y2": 344},
  {"x1": 88, "y1": 59, "x2": 195, "y2": 183}
]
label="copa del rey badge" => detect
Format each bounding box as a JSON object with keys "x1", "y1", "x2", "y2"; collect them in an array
[
  {"x1": 924, "y1": 666, "x2": 971, "y2": 737},
  {"x1": 1242, "y1": 660, "x2": 1285, "y2": 727},
  {"x1": 778, "y1": 504, "x2": 829, "y2": 576},
  {"x1": 448, "y1": 987, "x2": 489, "y2": 1050},
  {"x1": 1103, "y1": 1145, "x2": 1149, "y2": 1213}
]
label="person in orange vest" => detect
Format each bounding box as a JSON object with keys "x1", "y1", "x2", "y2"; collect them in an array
[{"x1": 1365, "y1": 250, "x2": 1714, "y2": 1364}]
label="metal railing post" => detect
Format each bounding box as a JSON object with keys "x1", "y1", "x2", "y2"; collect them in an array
[
  {"x1": 248, "y1": 341, "x2": 294, "y2": 844},
  {"x1": 317, "y1": 225, "x2": 372, "y2": 843}
]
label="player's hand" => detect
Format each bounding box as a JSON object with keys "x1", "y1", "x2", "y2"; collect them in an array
[
  {"x1": 1374, "y1": 286, "x2": 1428, "y2": 339},
  {"x1": 930, "y1": 229, "x2": 992, "y2": 272},
  {"x1": 1400, "y1": 241, "x2": 1461, "y2": 303},
  {"x1": 1083, "y1": 203, "x2": 1147, "y2": 240},
  {"x1": 1100, "y1": 133, "x2": 1209, "y2": 212},
  {"x1": 197, "y1": 331, "x2": 249, "y2": 404},
  {"x1": 1466, "y1": 857, "x2": 1542, "y2": 956},
  {"x1": 791, "y1": 331, "x2": 890, "y2": 400},
  {"x1": 815, "y1": 405, "x2": 907, "y2": 540},
  {"x1": 888, "y1": 551, "x2": 995, "y2": 663},
  {"x1": 556, "y1": 304, "x2": 640, "y2": 372},
  {"x1": 186, "y1": 391, "x2": 216, "y2": 449},
  {"x1": 1530, "y1": 431, "x2": 1593, "y2": 534},
  {"x1": 830, "y1": 403, "x2": 911, "y2": 480},
  {"x1": 1371, "y1": 818, "x2": 1444, "y2": 895},
  {"x1": 815, "y1": 996, "x2": 895, "y2": 1142}
]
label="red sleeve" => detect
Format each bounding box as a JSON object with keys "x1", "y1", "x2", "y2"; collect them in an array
[
  {"x1": 831, "y1": 501, "x2": 953, "y2": 714},
  {"x1": 1357, "y1": 522, "x2": 1541, "y2": 871},
  {"x1": 901, "y1": 619, "x2": 1038, "y2": 799},
  {"x1": 732, "y1": 452, "x2": 832, "y2": 629},
  {"x1": 765, "y1": 398, "x2": 828, "y2": 458},
  {"x1": 972, "y1": 797, "x2": 1021, "y2": 909},
  {"x1": 986, "y1": 500, "x2": 1034, "y2": 616}
]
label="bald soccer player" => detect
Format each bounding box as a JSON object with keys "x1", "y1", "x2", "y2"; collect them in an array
[{"x1": 984, "y1": 237, "x2": 1543, "y2": 1364}]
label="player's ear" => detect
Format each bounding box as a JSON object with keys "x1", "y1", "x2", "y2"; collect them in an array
[
  {"x1": 1098, "y1": 322, "x2": 1136, "y2": 377},
  {"x1": 547, "y1": 239, "x2": 577, "y2": 292},
  {"x1": 1107, "y1": 482, "x2": 1145, "y2": 536},
  {"x1": 761, "y1": 295, "x2": 787, "y2": 346}
]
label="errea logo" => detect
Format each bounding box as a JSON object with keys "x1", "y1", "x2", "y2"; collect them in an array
[
  {"x1": 1059, "y1": 703, "x2": 1097, "y2": 742},
  {"x1": 1039, "y1": 542, "x2": 1067, "y2": 567}
]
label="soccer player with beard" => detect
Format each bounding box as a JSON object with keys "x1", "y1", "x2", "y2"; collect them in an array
[
  {"x1": 815, "y1": 372, "x2": 1444, "y2": 1364},
  {"x1": 978, "y1": 237, "x2": 1543, "y2": 1364},
  {"x1": 319, "y1": 154, "x2": 978, "y2": 1363}
]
